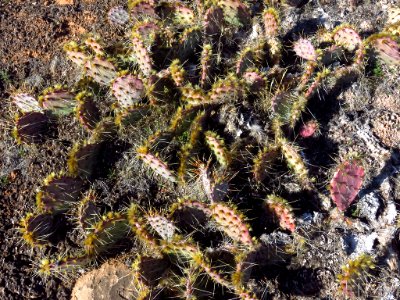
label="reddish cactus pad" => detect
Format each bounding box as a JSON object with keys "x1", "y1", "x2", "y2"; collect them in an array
[
  {"x1": 243, "y1": 71, "x2": 266, "y2": 92},
  {"x1": 299, "y1": 119, "x2": 319, "y2": 138},
  {"x1": 266, "y1": 195, "x2": 295, "y2": 232},
  {"x1": 211, "y1": 203, "x2": 253, "y2": 246},
  {"x1": 330, "y1": 160, "x2": 365, "y2": 211}
]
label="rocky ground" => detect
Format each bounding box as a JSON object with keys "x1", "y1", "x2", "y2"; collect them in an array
[{"x1": 0, "y1": 0, "x2": 399, "y2": 299}]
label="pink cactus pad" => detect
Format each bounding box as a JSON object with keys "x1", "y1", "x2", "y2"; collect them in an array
[
  {"x1": 243, "y1": 71, "x2": 266, "y2": 92},
  {"x1": 137, "y1": 147, "x2": 177, "y2": 183},
  {"x1": 263, "y1": 9, "x2": 279, "y2": 37},
  {"x1": 330, "y1": 160, "x2": 365, "y2": 211},
  {"x1": 211, "y1": 203, "x2": 253, "y2": 246},
  {"x1": 131, "y1": 34, "x2": 153, "y2": 77},
  {"x1": 133, "y1": 21, "x2": 159, "y2": 40},
  {"x1": 372, "y1": 36, "x2": 400, "y2": 65},
  {"x1": 266, "y1": 195, "x2": 296, "y2": 232},
  {"x1": 129, "y1": 0, "x2": 157, "y2": 20},
  {"x1": 84, "y1": 37, "x2": 105, "y2": 56},
  {"x1": 299, "y1": 120, "x2": 319, "y2": 138},
  {"x1": 173, "y1": 5, "x2": 195, "y2": 26},
  {"x1": 39, "y1": 88, "x2": 76, "y2": 115},
  {"x1": 293, "y1": 38, "x2": 317, "y2": 61},
  {"x1": 112, "y1": 74, "x2": 144, "y2": 108},
  {"x1": 65, "y1": 50, "x2": 89, "y2": 67}
]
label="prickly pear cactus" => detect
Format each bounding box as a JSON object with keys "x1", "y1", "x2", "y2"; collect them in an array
[{"x1": 6, "y1": 1, "x2": 400, "y2": 299}]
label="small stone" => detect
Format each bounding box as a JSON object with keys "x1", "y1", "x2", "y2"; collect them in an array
[
  {"x1": 370, "y1": 110, "x2": 400, "y2": 149},
  {"x1": 359, "y1": 20, "x2": 374, "y2": 32},
  {"x1": 393, "y1": 173, "x2": 400, "y2": 201},
  {"x1": 71, "y1": 260, "x2": 134, "y2": 300},
  {"x1": 342, "y1": 232, "x2": 377, "y2": 256},
  {"x1": 356, "y1": 192, "x2": 380, "y2": 223},
  {"x1": 56, "y1": 0, "x2": 73, "y2": 4},
  {"x1": 379, "y1": 177, "x2": 392, "y2": 201},
  {"x1": 381, "y1": 200, "x2": 397, "y2": 225}
]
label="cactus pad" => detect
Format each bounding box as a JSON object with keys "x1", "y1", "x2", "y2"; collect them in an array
[
  {"x1": 84, "y1": 57, "x2": 117, "y2": 85},
  {"x1": 108, "y1": 6, "x2": 130, "y2": 26},
  {"x1": 293, "y1": 38, "x2": 318, "y2": 61},
  {"x1": 329, "y1": 159, "x2": 365, "y2": 211},
  {"x1": 38, "y1": 255, "x2": 90, "y2": 278},
  {"x1": 242, "y1": 71, "x2": 266, "y2": 93},
  {"x1": 84, "y1": 212, "x2": 129, "y2": 255},
  {"x1": 13, "y1": 112, "x2": 50, "y2": 144},
  {"x1": 63, "y1": 41, "x2": 89, "y2": 67},
  {"x1": 78, "y1": 192, "x2": 101, "y2": 231},
  {"x1": 203, "y1": 6, "x2": 224, "y2": 36},
  {"x1": 279, "y1": 139, "x2": 311, "y2": 189},
  {"x1": 68, "y1": 141, "x2": 102, "y2": 180},
  {"x1": 337, "y1": 254, "x2": 375, "y2": 297},
  {"x1": 131, "y1": 33, "x2": 153, "y2": 77},
  {"x1": 112, "y1": 74, "x2": 145, "y2": 108},
  {"x1": 84, "y1": 37, "x2": 105, "y2": 56},
  {"x1": 263, "y1": 8, "x2": 279, "y2": 37},
  {"x1": 217, "y1": 0, "x2": 251, "y2": 28},
  {"x1": 370, "y1": 35, "x2": 400, "y2": 65},
  {"x1": 299, "y1": 119, "x2": 319, "y2": 138},
  {"x1": 38, "y1": 86, "x2": 76, "y2": 116},
  {"x1": 75, "y1": 91, "x2": 100, "y2": 131},
  {"x1": 253, "y1": 146, "x2": 280, "y2": 182},
  {"x1": 169, "y1": 59, "x2": 186, "y2": 87},
  {"x1": 266, "y1": 195, "x2": 296, "y2": 232},
  {"x1": 205, "y1": 131, "x2": 231, "y2": 167},
  {"x1": 210, "y1": 203, "x2": 253, "y2": 246},
  {"x1": 333, "y1": 26, "x2": 362, "y2": 51},
  {"x1": 147, "y1": 214, "x2": 177, "y2": 241},
  {"x1": 137, "y1": 146, "x2": 178, "y2": 183},
  {"x1": 128, "y1": 0, "x2": 157, "y2": 21},
  {"x1": 12, "y1": 93, "x2": 42, "y2": 113},
  {"x1": 36, "y1": 174, "x2": 84, "y2": 213},
  {"x1": 20, "y1": 213, "x2": 55, "y2": 247}
]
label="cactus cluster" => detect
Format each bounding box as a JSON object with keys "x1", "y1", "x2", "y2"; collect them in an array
[
  {"x1": 10, "y1": 0, "x2": 400, "y2": 299},
  {"x1": 337, "y1": 254, "x2": 375, "y2": 298}
]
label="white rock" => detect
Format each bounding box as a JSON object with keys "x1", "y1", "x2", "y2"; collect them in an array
[
  {"x1": 357, "y1": 192, "x2": 380, "y2": 223},
  {"x1": 343, "y1": 232, "x2": 377, "y2": 257}
]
